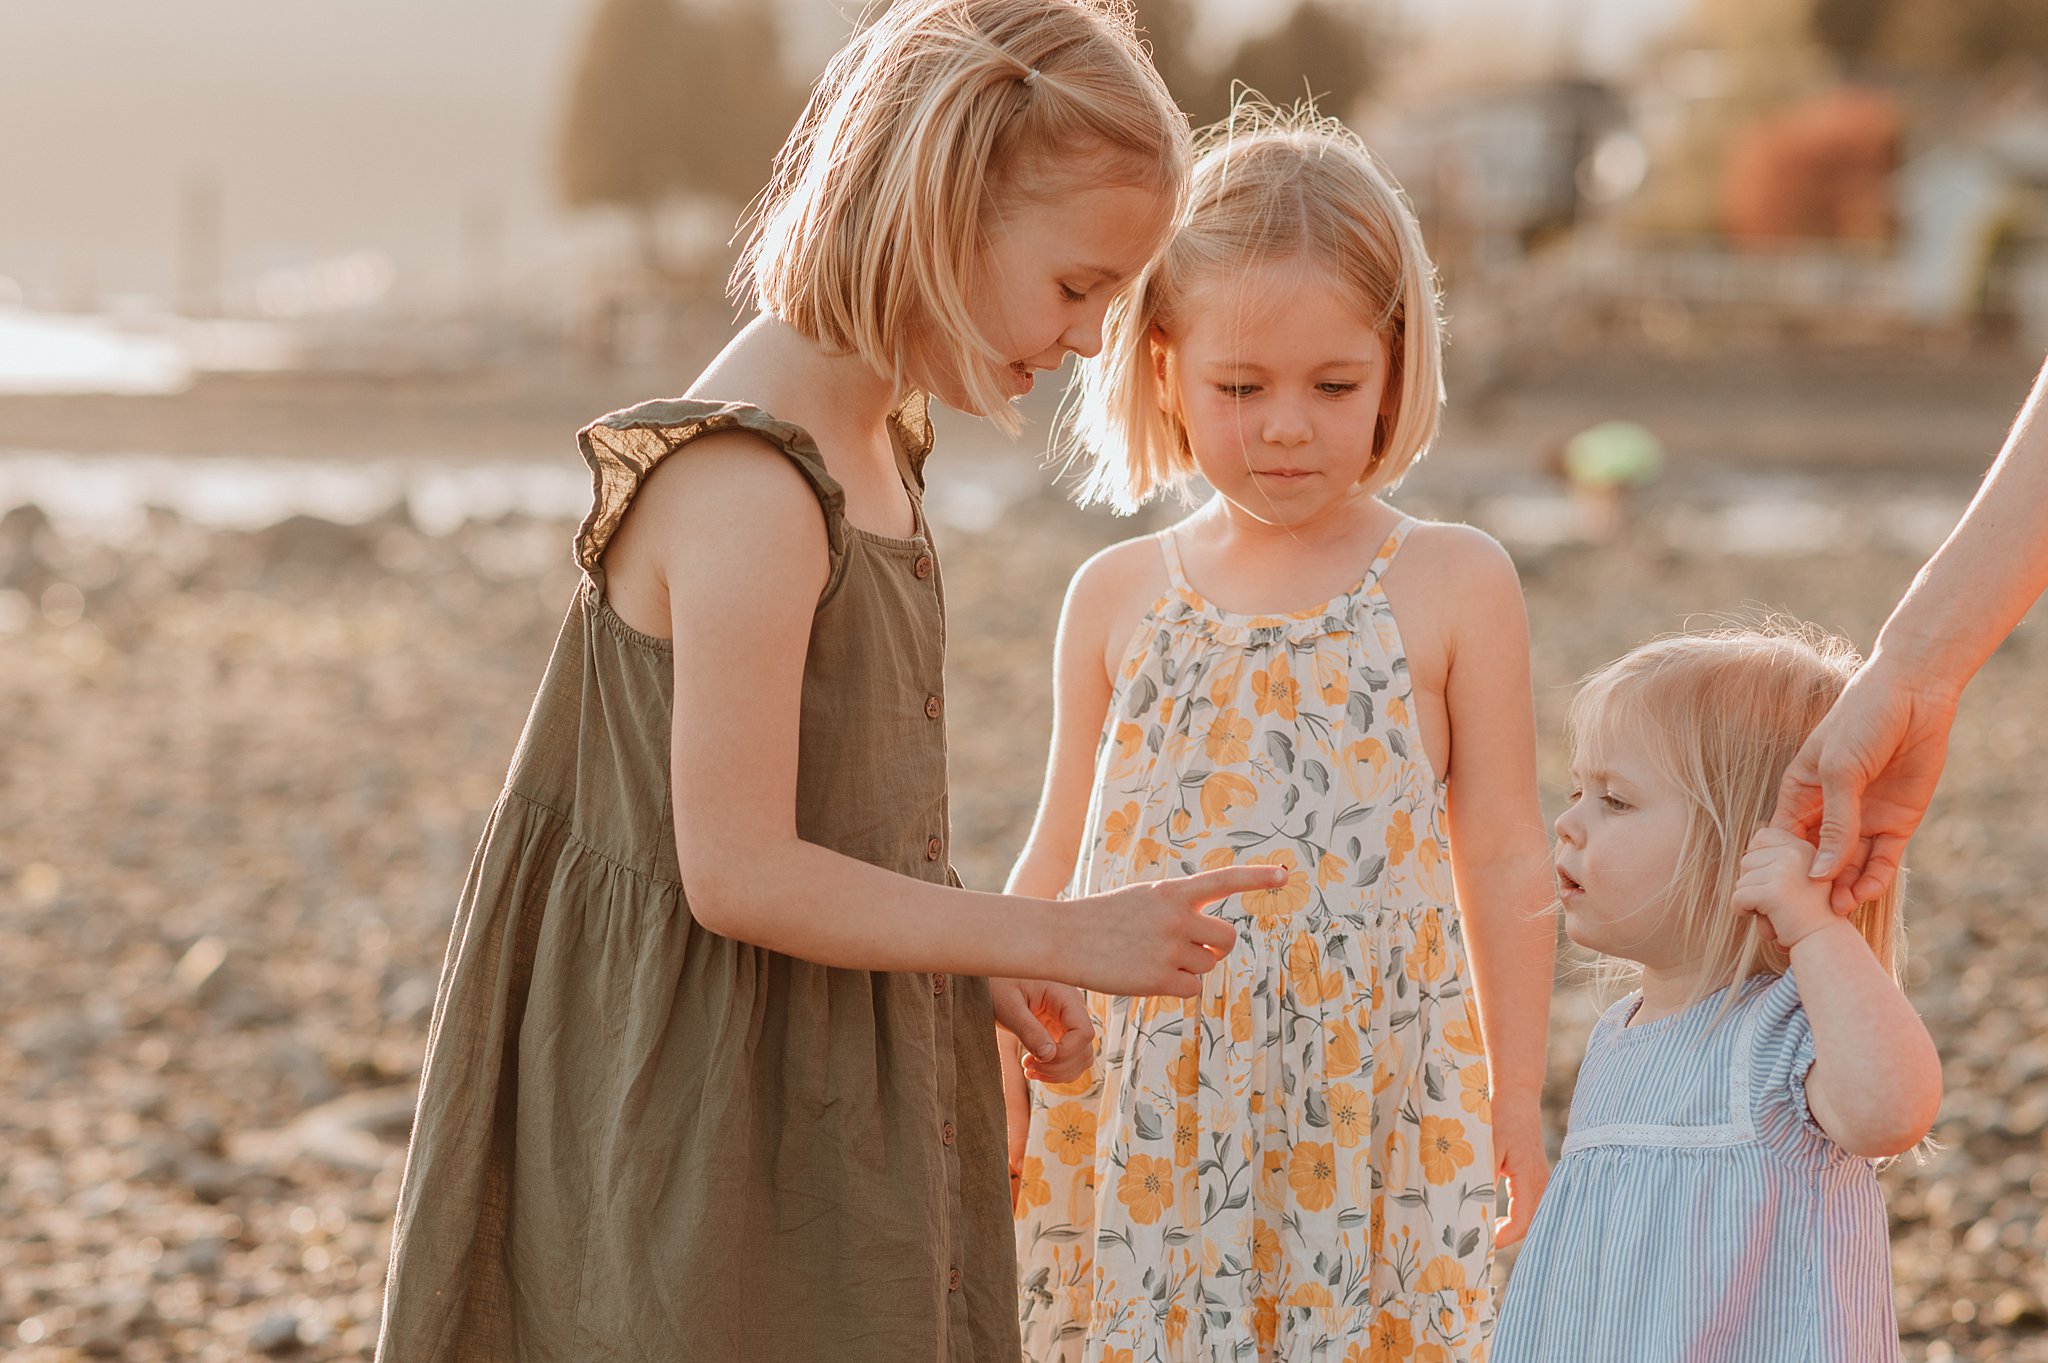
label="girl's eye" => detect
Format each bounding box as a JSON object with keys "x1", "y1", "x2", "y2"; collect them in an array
[
  {"x1": 1217, "y1": 383, "x2": 1258, "y2": 399},
  {"x1": 1317, "y1": 382, "x2": 1360, "y2": 396},
  {"x1": 1059, "y1": 284, "x2": 1087, "y2": 303},
  {"x1": 1601, "y1": 794, "x2": 1630, "y2": 812}
]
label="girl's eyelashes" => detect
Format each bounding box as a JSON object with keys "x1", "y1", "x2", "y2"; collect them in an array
[
  {"x1": 1059, "y1": 283, "x2": 1087, "y2": 303},
  {"x1": 1316, "y1": 381, "x2": 1361, "y2": 396},
  {"x1": 1215, "y1": 383, "x2": 1259, "y2": 398},
  {"x1": 1600, "y1": 793, "x2": 1630, "y2": 812}
]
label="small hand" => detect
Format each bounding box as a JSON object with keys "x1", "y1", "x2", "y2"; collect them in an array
[
  {"x1": 992, "y1": 977, "x2": 1096, "y2": 1084},
  {"x1": 1491, "y1": 1093, "x2": 1549, "y2": 1248},
  {"x1": 1064, "y1": 864, "x2": 1283, "y2": 997},
  {"x1": 1733, "y1": 827, "x2": 1838, "y2": 949}
]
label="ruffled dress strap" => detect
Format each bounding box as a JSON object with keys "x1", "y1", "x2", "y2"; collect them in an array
[{"x1": 572, "y1": 396, "x2": 861, "y2": 602}]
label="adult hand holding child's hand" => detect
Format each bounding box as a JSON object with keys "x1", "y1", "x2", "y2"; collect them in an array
[
  {"x1": 991, "y1": 977, "x2": 1095, "y2": 1084},
  {"x1": 1733, "y1": 826, "x2": 1841, "y2": 949}
]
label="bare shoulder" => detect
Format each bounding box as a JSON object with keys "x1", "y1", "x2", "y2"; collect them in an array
[
  {"x1": 1066, "y1": 531, "x2": 1173, "y2": 679},
  {"x1": 620, "y1": 429, "x2": 823, "y2": 540},
  {"x1": 1394, "y1": 519, "x2": 1521, "y2": 589}
]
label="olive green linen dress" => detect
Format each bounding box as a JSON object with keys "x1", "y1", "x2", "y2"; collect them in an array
[{"x1": 374, "y1": 397, "x2": 1019, "y2": 1363}]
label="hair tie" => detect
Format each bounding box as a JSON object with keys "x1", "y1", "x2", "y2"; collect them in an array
[{"x1": 1022, "y1": 67, "x2": 1041, "y2": 87}]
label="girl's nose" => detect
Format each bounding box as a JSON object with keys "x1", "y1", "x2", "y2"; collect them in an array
[
  {"x1": 1553, "y1": 804, "x2": 1583, "y2": 847},
  {"x1": 1062, "y1": 307, "x2": 1107, "y2": 360},
  {"x1": 1263, "y1": 400, "x2": 1312, "y2": 446}
]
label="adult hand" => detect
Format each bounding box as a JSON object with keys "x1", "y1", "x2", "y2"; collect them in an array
[{"x1": 1770, "y1": 660, "x2": 1958, "y2": 911}]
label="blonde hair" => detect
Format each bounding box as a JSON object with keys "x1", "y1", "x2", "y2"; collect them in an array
[
  {"x1": 734, "y1": 0, "x2": 1189, "y2": 427},
  {"x1": 1067, "y1": 100, "x2": 1444, "y2": 512},
  {"x1": 1567, "y1": 623, "x2": 1905, "y2": 1010}
]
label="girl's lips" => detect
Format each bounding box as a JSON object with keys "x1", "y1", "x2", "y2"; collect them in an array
[
  {"x1": 1556, "y1": 867, "x2": 1583, "y2": 898},
  {"x1": 1009, "y1": 362, "x2": 1035, "y2": 395}
]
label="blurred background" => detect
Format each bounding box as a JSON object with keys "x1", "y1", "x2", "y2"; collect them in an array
[{"x1": 3, "y1": 0, "x2": 2046, "y2": 1359}]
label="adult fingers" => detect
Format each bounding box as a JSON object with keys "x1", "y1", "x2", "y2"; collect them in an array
[
  {"x1": 1006, "y1": 1007, "x2": 1057, "y2": 1063},
  {"x1": 1186, "y1": 911, "x2": 1239, "y2": 958},
  {"x1": 1045, "y1": 988, "x2": 1094, "y2": 1046},
  {"x1": 1807, "y1": 762, "x2": 1865, "y2": 883},
  {"x1": 1770, "y1": 739, "x2": 1826, "y2": 840}
]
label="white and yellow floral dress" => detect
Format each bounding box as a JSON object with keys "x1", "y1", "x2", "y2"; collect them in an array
[{"x1": 1016, "y1": 519, "x2": 1495, "y2": 1363}]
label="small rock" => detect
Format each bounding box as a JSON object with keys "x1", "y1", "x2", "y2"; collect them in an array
[
  {"x1": 173, "y1": 936, "x2": 228, "y2": 998},
  {"x1": 250, "y1": 1312, "x2": 304, "y2": 1355}
]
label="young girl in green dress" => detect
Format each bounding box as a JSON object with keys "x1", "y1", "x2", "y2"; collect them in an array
[{"x1": 373, "y1": 4, "x2": 1283, "y2": 1360}]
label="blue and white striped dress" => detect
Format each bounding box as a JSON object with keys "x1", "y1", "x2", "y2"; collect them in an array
[{"x1": 1493, "y1": 970, "x2": 1900, "y2": 1363}]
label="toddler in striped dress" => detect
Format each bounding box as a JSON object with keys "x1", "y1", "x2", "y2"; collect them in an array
[{"x1": 1493, "y1": 627, "x2": 1942, "y2": 1363}]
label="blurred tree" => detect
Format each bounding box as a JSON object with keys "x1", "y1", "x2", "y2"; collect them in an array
[
  {"x1": 557, "y1": 0, "x2": 799, "y2": 278},
  {"x1": 1209, "y1": 0, "x2": 1387, "y2": 125},
  {"x1": 1131, "y1": 0, "x2": 1388, "y2": 128},
  {"x1": 1810, "y1": 0, "x2": 1895, "y2": 74},
  {"x1": 1869, "y1": 0, "x2": 2048, "y2": 74}
]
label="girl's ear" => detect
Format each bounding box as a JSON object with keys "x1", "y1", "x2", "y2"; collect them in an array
[{"x1": 1148, "y1": 324, "x2": 1173, "y2": 415}]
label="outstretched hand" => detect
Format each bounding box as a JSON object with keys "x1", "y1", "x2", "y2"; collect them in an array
[
  {"x1": 1063, "y1": 864, "x2": 1284, "y2": 997},
  {"x1": 1770, "y1": 662, "x2": 1957, "y2": 911}
]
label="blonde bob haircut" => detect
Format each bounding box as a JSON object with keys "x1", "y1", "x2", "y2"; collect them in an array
[
  {"x1": 734, "y1": 0, "x2": 1190, "y2": 427},
  {"x1": 1067, "y1": 100, "x2": 1444, "y2": 512},
  {"x1": 1567, "y1": 624, "x2": 1905, "y2": 1012}
]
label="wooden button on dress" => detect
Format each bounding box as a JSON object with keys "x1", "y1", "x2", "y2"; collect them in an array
[{"x1": 924, "y1": 695, "x2": 943, "y2": 720}]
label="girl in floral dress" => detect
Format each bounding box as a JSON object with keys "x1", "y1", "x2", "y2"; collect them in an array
[{"x1": 1005, "y1": 107, "x2": 1557, "y2": 1362}]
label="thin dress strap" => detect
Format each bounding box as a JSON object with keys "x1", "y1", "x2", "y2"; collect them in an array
[
  {"x1": 1156, "y1": 528, "x2": 1199, "y2": 598},
  {"x1": 1360, "y1": 515, "x2": 1419, "y2": 596}
]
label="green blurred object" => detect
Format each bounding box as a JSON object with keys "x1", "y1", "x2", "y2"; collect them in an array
[{"x1": 1562, "y1": 420, "x2": 1664, "y2": 488}]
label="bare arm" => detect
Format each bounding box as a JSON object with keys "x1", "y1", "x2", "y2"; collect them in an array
[
  {"x1": 648, "y1": 436, "x2": 1277, "y2": 992},
  {"x1": 1434, "y1": 527, "x2": 1557, "y2": 1244},
  {"x1": 1777, "y1": 356, "x2": 2048, "y2": 897},
  {"x1": 1736, "y1": 829, "x2": 1942, "y2": 1157}
]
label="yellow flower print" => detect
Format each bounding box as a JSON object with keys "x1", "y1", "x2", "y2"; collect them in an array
[
  {"x1": 1285, "y1": 932, "x2": 1344, "y2": 1006},
  {"x1": 1414, "y1": 1345, "x2": 1452, "y2": 1363},
  {"x1": 1172, "y1": 808, "x2": 1192, "y2": 839},
  {"x1": 1364, "y1": 1312, "x2": 1415, "y2": 1363},
  {"x1": 1116, "y1": 1151, "x2": 1175, "y2": 1225},
  {"x1": 1043, "y1": 1069, "x2": 1093, "y2": 1097},
  {"x1": 1252, "y1": 1218, "x2": 1281, "y2": 1274},
  {"x1": 1327, "y1": 1082, "x2": 1369, "y2": 1148},
  {"x1": 1013, "y1": 1155, "x2": 1050, "y2": 1219},
  {"x1": 1252, "y1": 654, "x2": 1302, "y2": 721},
  {"x1": 1254, "y1": 1296, "x2": 1279, "y2": 1353},
  {"x1": 1200, "y1": 771, "x2": 1258, "y2": 827},
  {"x1": 1317, "y1": 851, "x2": 1349, "y2": 888},
  {"x1": 1231, "y1": 987, "x2": 1254, "y2": 1044},
  {"x1": 1243, "y1": 849, "x2": 1310, "y2": 930},
  {"x1": 1209, "y1": 666, "x2": 1242, "y2": 709},
  {"x1": 1288, "y1": 1141, "x2": 1338, "y2": 1212},
  {"x1": 1173, "y1": 1104, "x2": 1200, "y2": 1167},
  {"x1": 1385, "y1": 809, "x2": 1415, "y2": 866},
  {"x1": 1113, "y1": 722, "x2": 1145, "y2": 763},
  {"x1": 1289, "y1": 1281, "x2": 1334, "y2": 1308},
  {"x1": 1460, "y1": 1060, "x2": 1492, "y2": 1123},
  {"x1": 1388, "y1": 694, "x2": 1409, "y2": 728},
  {"x1": 1166, "y1": 1302, "x2": 1189, "y2": 1350},
  {"x1": 1160, "y1": 693, "x2": 1176, "y2": 728},
  {"x1": 1043, "y1": 1101, "x2": 1097, "y2": 1165},
  {"x1": 1325, "y1": 1017, "x2": 1362, "y2": 1076},
  {"x1": 1168, "y1": 1039, "x2": 1203, "y2": 1098},
  {"x1": 1315, "y1": 648, "x2": 1349, "y2": 705},
  {"x1": 1205, "y1": 707, "x2": 1252, "y2": 764},
  {"x1": 1415, "y1": 1256, "x2": 1468, "y2": 1293},
  {"x1": 1418, "y1": 1115, "x2": 1474, "y2": 1185},
  {"x1": 1200, "y1": 844, "x2": 1237, "y2": 872},
  {"x1": 1444, "y1": 997, "x2": 1487, "y2": 1056},
  {"x1": 1134, "y1": 837, "x2": 1167, "y2": 878},
  {"x1": 1415, "y1": 832, "x2": 1450, "y2": 898},
  {"x1": 1105, "y1": 802, "x2": 1142, "y2": 856},
  {"x1": 1405, "y1": 907, "x2": 1446, "y2": 983},
  {"x1": 1369, "y1": 1190, "x2": 1386, "y2": 1259}
]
